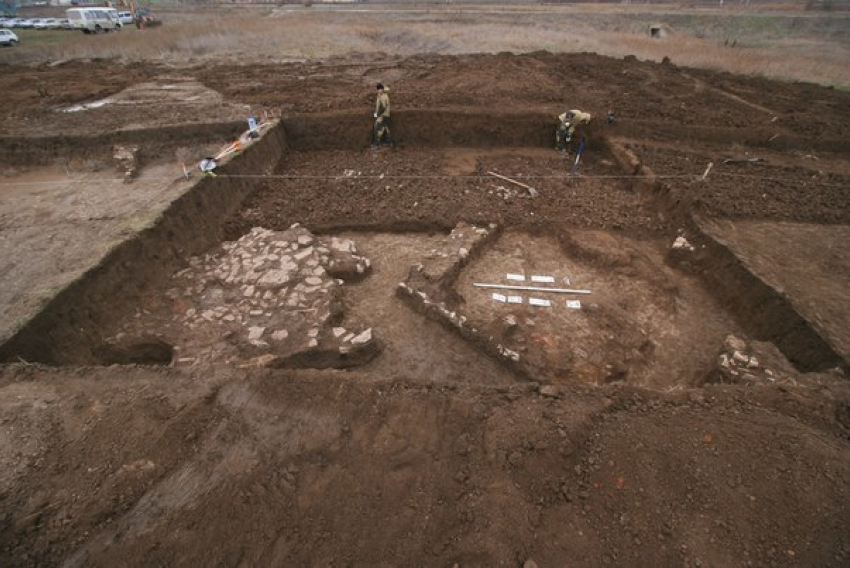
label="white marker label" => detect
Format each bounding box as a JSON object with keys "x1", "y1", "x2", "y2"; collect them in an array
[
  {"x1": 531, "y1": 275, "x2": 555, "y2": 283},
  {"x1": 507, "y1": 296, "x2": 523, "y2": 304},
  {"x1": 529, "y1": 298, "x2": 551, "y2": 307},
  {"x1": 506, "y1": 273, "x2": 525, "y2": 281},
  {"x1": 566, "y1": 300, "x2": 582, "y2": 309},
  {"x1": 492, "y1": 293, "x2": 507, "y2": 302}
]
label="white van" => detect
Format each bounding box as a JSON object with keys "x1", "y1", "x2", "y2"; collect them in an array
[{"x1": 66, "y1": 7, "x2": 121, "y2": 34}]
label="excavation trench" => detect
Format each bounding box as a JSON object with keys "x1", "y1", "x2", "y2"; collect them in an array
[{"x1": 0, "y1": 114, "x2": 844, "y2": 385}]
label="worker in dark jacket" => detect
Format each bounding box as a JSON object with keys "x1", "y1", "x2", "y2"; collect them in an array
[{"x1": 372, "y1": 83, "x2": 393, "y2": 148}]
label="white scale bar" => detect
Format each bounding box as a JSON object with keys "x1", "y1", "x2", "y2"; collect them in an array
[{"x1": 474, "y1": 283, "x2": 591, "y2": 295}]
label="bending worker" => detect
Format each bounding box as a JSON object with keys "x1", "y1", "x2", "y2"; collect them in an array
[
  {"x1": 556, "y1": 109, "x2": 591, "y2": 154},
  {"x1": 372, "y1": 83, "x2": 393, "y2": 148}
]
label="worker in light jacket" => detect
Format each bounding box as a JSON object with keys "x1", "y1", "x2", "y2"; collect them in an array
[
  {"x1": 372, "y1": 83, "x2": 393, "y2": 148},
  {"x1": 556, "y1": 110, "x2": 591, "y2": 154}
]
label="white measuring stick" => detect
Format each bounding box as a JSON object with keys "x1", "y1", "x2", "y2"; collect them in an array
[{"x1": 474, "y1": 283, "x2": 591, "y2": 295}]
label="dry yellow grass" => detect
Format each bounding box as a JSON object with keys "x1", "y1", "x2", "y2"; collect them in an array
[{"x1": 5, "y1": 5, "x2": 850, "y2": 87}]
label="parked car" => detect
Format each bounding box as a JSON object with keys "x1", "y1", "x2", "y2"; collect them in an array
[
  {"x1": 58, "y1": 18, "x2": 72, "y2": 30},
  {"x1": 0, "y1": 28, "x2": 18, "y2": 46},
  {"x1": 32, "y1": 18, "x2": 51, "y2": 30},
  {"x1": 117, "y1": 11, "x2": 133, "y2": 25},
  {"x1": 17, "y1": 19, "x2": 34, "y2": 29},
  {"x1": 66, "y1": 7, "x2": 121, "y2": 33}
]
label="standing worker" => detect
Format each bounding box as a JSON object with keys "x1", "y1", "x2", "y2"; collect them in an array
[
  {"x1": 372, "y1": 83, "x2": 393, "y2": 149},
  {"x1": 556, "y1": 110, "x2": 591, "y2": 154}
]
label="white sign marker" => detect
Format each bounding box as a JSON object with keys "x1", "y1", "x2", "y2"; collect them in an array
[
  {"x1": 507, "y1": 296, "x2": 523, "y2": 304},
  {"x1": 566, "y1": 300, "x2": 582, "y2": 309},
  {"x1": 529, "y1": 298, "x2": 552, "y2": 307},
  {"x1": 506, "y1": 273, "x2": 525, "y2": 282},
  {"x1": 492, "y1": 293, "x2": 507, "y2": 302},
  {"x1": 531, "y1": 275, "x2": 555, "y2": 283}
]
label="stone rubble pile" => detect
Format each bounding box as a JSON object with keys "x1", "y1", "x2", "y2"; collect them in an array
[
  {"x1": 113, "y1": 144, "x2": 140, "y2": 183},
  {"x1": 709, "y1": 334, "x2": 794, "y2": 386},
  {"x1": 168, "y1": 224, "x2": 377, "y2": 367}
]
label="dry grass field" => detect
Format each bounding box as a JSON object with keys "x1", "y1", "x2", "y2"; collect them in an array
[{"x1": 4, "y1": 3, "x2": 850, "y2": 86}]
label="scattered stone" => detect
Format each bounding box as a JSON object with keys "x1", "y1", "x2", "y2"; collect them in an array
[
  {"x1": 294, "y1": 248, "x2": 313, "y2": 260},
  {"x1": 539, "y1": 385, "x2": 560, "y2": 398},
  {"x1": 350, "y1": 328, "x2": 373, "y2": 345},
  {"x1": 724, "y1": 335, "x2": 747, "y2": 352},
  {"x1": 672, "y1": 235, "x2": 695, "y2": 251},
  {"x1": 257, "y1": 269, "x2": 293, "y2": 288}
]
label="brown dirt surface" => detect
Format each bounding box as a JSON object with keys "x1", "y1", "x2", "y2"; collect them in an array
[{"x1": 0, "y1": 50, "x2": 849, "y2": 567}]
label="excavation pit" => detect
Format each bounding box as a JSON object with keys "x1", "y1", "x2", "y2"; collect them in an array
[
  {"x1": 2, "y1": 52, "x2": 850, "y2": 567},
  {"x1": 0, "y1": 113, "x2": 846, "y2": 387}
]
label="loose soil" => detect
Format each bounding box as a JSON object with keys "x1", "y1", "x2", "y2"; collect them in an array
[{"x1": 0, "y1": 51, "x2": 848, "y2": 566}]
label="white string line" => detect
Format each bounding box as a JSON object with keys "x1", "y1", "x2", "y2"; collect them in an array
[{"x1": 0, "y1": 172, "x2": 846, "y2": 187}]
